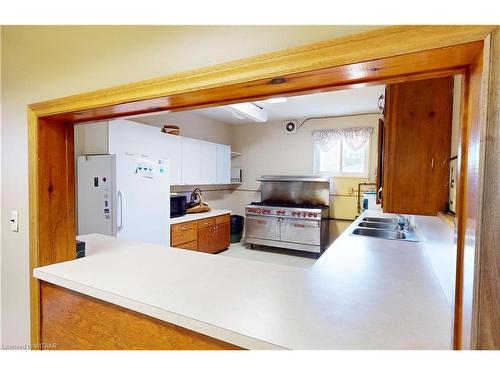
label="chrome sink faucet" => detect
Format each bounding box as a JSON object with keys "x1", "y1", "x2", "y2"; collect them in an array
[{"x1": 396, "y1": 214, "x2": 412, "y2": 231}]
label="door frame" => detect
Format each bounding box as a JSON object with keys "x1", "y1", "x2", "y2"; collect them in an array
[{"x1": 28, "y1": 25, "x2": 499, "y2": 349}]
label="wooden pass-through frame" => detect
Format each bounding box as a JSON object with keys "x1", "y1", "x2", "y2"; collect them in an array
[{"x1": 28, "y1": 26, "x2": 500, "y2": 349}]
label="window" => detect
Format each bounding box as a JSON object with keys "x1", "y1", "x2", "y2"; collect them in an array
[{"x1": 313, "y1": 128, "x2": 371, "y2": 177}]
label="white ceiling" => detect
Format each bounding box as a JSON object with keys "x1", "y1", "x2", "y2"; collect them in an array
[{"x1": 192, "y1": 85, "x2": 385, "y2": 125}]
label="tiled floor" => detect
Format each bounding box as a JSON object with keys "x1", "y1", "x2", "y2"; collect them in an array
[{"x1": 219, "y1": 219, "x2": 352, "y2": 268}]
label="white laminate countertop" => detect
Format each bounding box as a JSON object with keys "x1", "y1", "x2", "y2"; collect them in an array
[
  {"x1": 33, "y1": 210, "x2": 452, "y2": 349},
  {"x1": 170, "y1": 209, "x2": 232, "y2": 225}
]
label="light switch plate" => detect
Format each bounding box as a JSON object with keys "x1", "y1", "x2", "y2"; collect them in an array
[{"x1": 10, "y1": 211, "x2": 19, "y2": 232}]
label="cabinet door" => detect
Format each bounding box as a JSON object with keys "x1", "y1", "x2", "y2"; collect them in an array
[
  {"x1": 161, "y1": 134, "x2": 182, "y2": 185},
  {"x1": 383, "y1": 77, "x2": 453, "y2": 215},
  {"x1": 198, "y1": 225, "x2": 217, "y2": 253},
  {"x1": 216, "y1": 144, "x2": 231, "y2": 184},
  {"x1": 199, "y1": 141, "x2": 217, "y2": 184},
  {"x1": 170, "y1": 221, "x2": 197, "y2": 247},
  {"x1": 376, "y1": 118, "x2": 384, "y2": 205},
  {"x1": 181, "y1": 138, "x2": 201, "y2": 185},
  {"x1": 214, "y1": 222, "x2": 230, "y2": 252}
]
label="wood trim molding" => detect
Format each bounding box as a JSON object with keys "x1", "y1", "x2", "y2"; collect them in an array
[
  {"x1": 29, "y1": 26, "x2": 494, "y2": 119},
  {"x1": 28, "y1": 107, "x2": 41, "y2": 346},
  {"x1": 476, "y1": 27, "x2": 500, "y2": 349},
  {"x1": 27, "y1": 25, "x2": 498, "y2": 349}
]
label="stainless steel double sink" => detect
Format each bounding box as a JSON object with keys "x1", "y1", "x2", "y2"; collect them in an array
[{"x1": 351, "y1": 217, "x2": 418, "y2": 242}]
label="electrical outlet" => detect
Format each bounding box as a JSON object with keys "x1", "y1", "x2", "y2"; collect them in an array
[{"x1": 10, "y1": 211, "x2": 19, "y2": 232}]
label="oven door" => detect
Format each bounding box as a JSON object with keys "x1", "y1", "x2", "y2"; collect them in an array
[
  {"x1": 245, "y1": 215, "x2": 280, "y2": 240},
  {"x1": 280, "y1": 218, "x2": 321, "y2": 246}
]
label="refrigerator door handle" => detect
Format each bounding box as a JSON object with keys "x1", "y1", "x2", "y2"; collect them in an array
[{"x1": 117, "y1": 190, "x2": 124, "y2": 230}]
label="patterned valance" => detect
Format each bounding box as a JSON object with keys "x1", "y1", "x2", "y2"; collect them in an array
[{"x1": 312, "y1": 127, "x2": 373, "y2": 152}]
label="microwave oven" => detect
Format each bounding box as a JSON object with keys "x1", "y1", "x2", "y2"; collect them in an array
[{"x1": 170, "y1": 195, "x2": 187, "y2": 218}]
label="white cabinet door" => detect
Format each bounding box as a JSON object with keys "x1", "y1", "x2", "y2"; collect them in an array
[
  {"x1": 200, "y1": 141, "x2": 217, "y2": 184},
  {"x1": 181, "y1": 138, "x2": 201, "y2": 185},
  {"x1": 161, "y1": 134, "x2": 182, "y2": 185},
  {"x1": 216, "y1": 144, "x2": 231, "y2": 184}
]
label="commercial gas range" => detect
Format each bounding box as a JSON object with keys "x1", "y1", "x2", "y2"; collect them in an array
[{"x1": 244, "y1": 176, "x2": 331, "y2": 256}]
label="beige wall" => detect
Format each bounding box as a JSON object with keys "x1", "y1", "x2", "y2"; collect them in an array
[
  {"x1": 132, "y1": 111, "x2": 233, "y2": 145},
  {"x1": 231, "y1": 114, "x2": 382, "y2": 219},
  {"x1": 1, "y1": 25, "x2": 382, "y2": 345}
]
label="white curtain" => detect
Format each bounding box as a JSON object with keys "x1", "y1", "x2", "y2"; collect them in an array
[
  {"x1": 312, "y1": 127, "x2": 373, "y2": 152},
  {"x1": 312, "y1": 129, "x2": 342, "y2": 152}
]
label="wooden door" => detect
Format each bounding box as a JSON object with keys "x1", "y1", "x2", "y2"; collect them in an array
[
  {"x1": 376, "y1": 118, "x2": 384, "y2": 205},
  {"x1": 198, "y1": 225, "x2": 217, "y2": 253},
  {"x1": 214, "y1": 222, "x2": 230, "y2": 252},
  {"x1": 383, "y1": 76, "x2": 453, "y2": 215},
  {"x1": 198, "y1": 220, "x2": 230, "y2": 254}
]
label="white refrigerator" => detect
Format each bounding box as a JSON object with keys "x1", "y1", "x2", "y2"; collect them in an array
[{"x1": 77, "y1": 153, "x2": 170, "y2": 246}]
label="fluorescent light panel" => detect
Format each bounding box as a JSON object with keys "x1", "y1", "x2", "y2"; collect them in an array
[
  {"x1": 266, "y1": 97, "x2": 288, "y2": 104},
  {"x1": 226, "y1": 103, "x2": 268, "y2": 123}
]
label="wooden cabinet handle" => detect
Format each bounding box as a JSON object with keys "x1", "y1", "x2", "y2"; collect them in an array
[{"x1": 182, "y1": 226, "x2": 187, "y2": 231}]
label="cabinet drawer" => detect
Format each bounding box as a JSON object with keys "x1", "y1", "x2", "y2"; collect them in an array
[
  {"x1": 198, "y1": 217, "x2": 216, "y2": 229},
  {"x1": 175, "y1": 240, "x2": 198, "y2": 251},
  {"x1": 171, "y1": 221, "x2": 198, "y2": 246},
  {"x1": 215, "y1": 214, "x2": 230, "y2": 225}
]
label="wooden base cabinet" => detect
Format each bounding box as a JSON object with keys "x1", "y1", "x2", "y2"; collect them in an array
[
  {"x1": 382, "y1": 76, "x2": 453, "y2": 215},
  {"x1": 171, "y1": 214, "x2": 230, "y2": 254}
]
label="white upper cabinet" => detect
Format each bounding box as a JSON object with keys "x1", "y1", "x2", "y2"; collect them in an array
[
  {"x1": 181, "y1": 137, "x2": 202, "y2": 185},
  {"x1": 199, "y1": 141, "x2": 217, "y2": 184},
  {"x1": 107, "y1": 120, "x2": 183, "y2": 185},
  {"x1": 161, "y1": 134, "x2": 182, "y2": 185},
  {"x1": 216, "y1": 144, "x2": 231, "y2": 184},
  {"x1": 78, "y1": 120, "x2": 230, "y2": 186}
]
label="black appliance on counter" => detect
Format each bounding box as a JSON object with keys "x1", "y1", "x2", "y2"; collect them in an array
[{"x1": 170, "y1": 195, "x2": 187, "y2": 218}]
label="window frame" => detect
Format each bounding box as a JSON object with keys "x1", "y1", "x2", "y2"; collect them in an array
[{"x1": 313, "y1": 133, "x2": 371, "y2": 178}]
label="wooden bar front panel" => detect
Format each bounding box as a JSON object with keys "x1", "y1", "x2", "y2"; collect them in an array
[{"x1": 40, "y1": 281, "x2": 241, "y2": 350}]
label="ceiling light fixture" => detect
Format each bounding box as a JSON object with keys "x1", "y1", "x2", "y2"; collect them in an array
[{"x1": 266, "y1": 97, "x2": 288, "y2": 104}]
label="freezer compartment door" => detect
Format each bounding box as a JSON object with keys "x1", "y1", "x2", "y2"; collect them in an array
[
  {"x1": 280, "y1": 218, "x2": 321, "y2": 246},
  {"x1": 245, "y1": 215, "x2": 280, "y2": 240},
  {"x1": 77, "y1": 155, "x2": 116, "y2": 236}
]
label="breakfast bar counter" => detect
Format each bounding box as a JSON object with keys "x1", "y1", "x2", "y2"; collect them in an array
[{"x1": 33, "y1": 210, "x2": 453, "y2": 350}]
